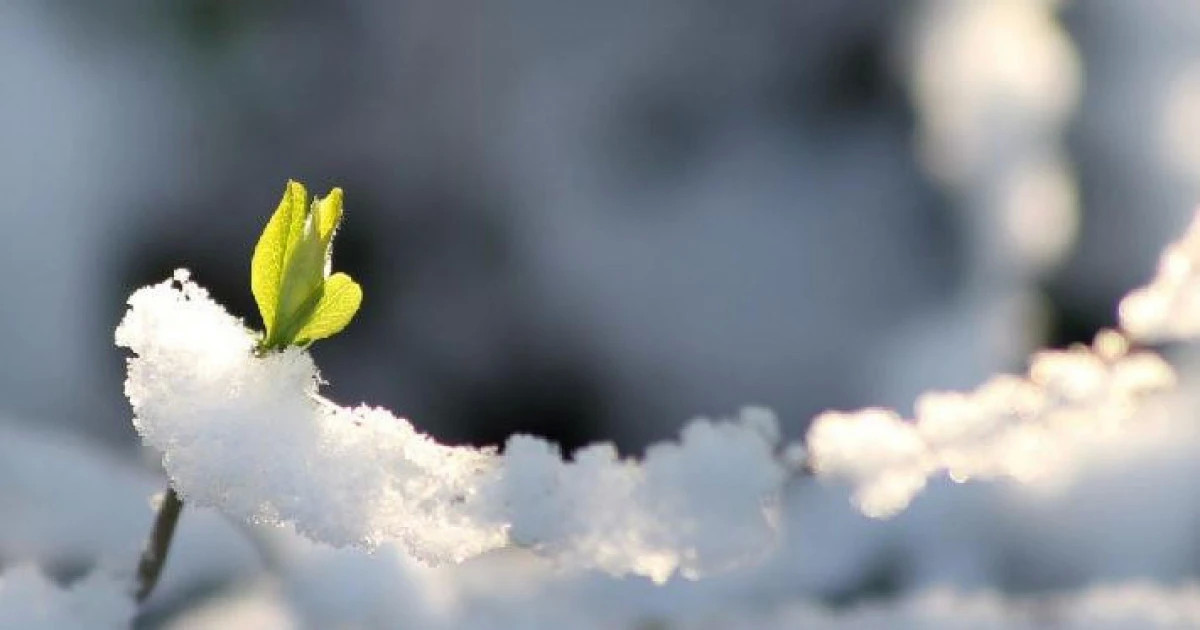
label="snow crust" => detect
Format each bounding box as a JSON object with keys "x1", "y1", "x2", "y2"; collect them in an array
[{"x1": 115, "y1": 271, "x2": 785, "y2": 583}]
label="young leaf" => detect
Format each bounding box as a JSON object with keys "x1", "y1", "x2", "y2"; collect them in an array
[
  {"x1": 273, "y1": 209, "x2": 331, "y2": 341},
  {"x1": 251, "y1": 182, "x2": 361, "y2": 351},
  {"x1": 293, "y1": 272, "x2": 363, "y2": 345},
  {"x1": 315, "y1": 187, "x2": 343, "y2": 243},
  {"x1": 251, "y1": 180, "x2": 308, "y2": 343}
]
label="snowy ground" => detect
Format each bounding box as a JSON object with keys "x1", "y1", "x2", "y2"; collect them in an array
[{"x1": 10, "y1": 211, "x2": 1200, "y2": 627}]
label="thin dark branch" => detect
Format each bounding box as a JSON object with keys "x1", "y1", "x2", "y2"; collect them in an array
[{"x1": 134, "y1": 485, "x2": 184, "y2": 603}]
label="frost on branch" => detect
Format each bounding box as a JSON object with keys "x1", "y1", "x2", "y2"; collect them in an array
[
  {"x1": 1120, "y1": 211, "x2": 1200, "y2": 342},
  {"x1": 806, "y1": 330, "x2": 1176, "y2": 517},
  {"x1": 115, "y1": 271, "x2": 785, "y2": 583}
]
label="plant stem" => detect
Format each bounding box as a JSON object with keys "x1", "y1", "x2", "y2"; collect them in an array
[{"x1": 134, "y1": 485, "x2": 184, "y2": 603}]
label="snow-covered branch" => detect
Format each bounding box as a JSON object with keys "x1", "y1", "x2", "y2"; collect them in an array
[
  {"x1": 116, "y1": 273, "x2": 786, "y2": 583},
  {"x1": 117, "y1": 203, "x2": 1200, "y2": 581},
  {"x1": 806, "y1": 205, "x2": 1200, "y2": 519},
  {"x1": 805, "y1": 331, "x2": 1176, "y2": 517},
  {"x1": 1120, "y1": 212, "x2": 1200, "y2": 342}
]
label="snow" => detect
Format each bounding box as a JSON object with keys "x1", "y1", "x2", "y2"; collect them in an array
[
  {"x1": 102, "y1": 205, "x2": 1200, "y2": 627},
  {"x1": 0, "y1": 565, "x2": 134, "y2": 630},
  {"x1": 115, "y1": 270, "x2": 786, "y2": 583},
  {"x1": 1120, "y1": 211, "x2": 1200, "y2": 341},
  {"x1": 92, "y1": 0, "x2": 1200, "y2": 618},
  {"x1": 24, "y1": 301, "x2": 1200, "y2": 630},
  {"x1": 9, "y1": 0, "x2": 1200, "y2": 626},
  {"x1": 152, "y1": 547, "x2": 1200, "y2": 630},
  {"x1": 909, "y1": 0, "x2": 1081, "y2": 277},
  {"x1": 806, "y1": 330, "x2": 1176, "y2": 517},
  {"x1": 163, "y1": 582, "x2": 297, "y2": 630},
  {"x1": 719, "y1": 583, "x2": 1200, "y2": 630},
  {"x1": 113, "y1": 198, "x2": 1200, "y2": 586}
]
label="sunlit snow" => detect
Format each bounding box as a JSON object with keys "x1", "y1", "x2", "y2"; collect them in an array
[{"x1": 116, "y1": 271, "x2": 785, "y2": 583}]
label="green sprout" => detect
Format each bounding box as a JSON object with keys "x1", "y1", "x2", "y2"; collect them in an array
[{"x1": 251, "y1": 180, "x2": 363, "y2": 352}]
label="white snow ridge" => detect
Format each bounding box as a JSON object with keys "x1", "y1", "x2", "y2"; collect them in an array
[{"x1": 115, "y1": 270, "x2": 786, "y2": 583}]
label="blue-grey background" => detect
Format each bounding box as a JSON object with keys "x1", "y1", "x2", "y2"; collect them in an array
[{"x1": 1, "y1": 0, "x2": 1192, "y2": 457}]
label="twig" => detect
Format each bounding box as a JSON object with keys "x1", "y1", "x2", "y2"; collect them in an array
[{"x1": 134, "y1": 485, "x2": 184, "y2": 603}]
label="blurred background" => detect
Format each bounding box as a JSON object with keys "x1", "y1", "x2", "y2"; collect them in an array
[
  {"x1": 3, "y1": 0, "x2": 1195, "y2": 455},
  {"x1": 8, "y1": 0, "x2": 1200, "y2": 626}
]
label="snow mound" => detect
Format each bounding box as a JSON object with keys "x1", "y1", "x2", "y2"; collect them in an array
[{"x1": 115, "y1": 271, "x2": 785, "y2": 582}]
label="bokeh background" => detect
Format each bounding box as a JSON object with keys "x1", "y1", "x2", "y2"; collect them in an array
[
  {"x1": 5, "y1": 0, "x2": 1193, "y2": 454},
  {"x1": 7, "y1": 0, "x2": 1200, "y2": 626}
]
